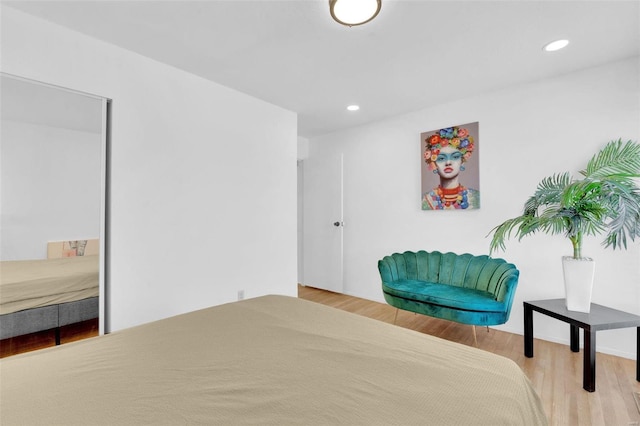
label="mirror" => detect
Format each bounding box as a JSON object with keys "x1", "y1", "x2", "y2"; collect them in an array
[{"x1": 0, "y1": 73, "x2": 108, "y2": 354}]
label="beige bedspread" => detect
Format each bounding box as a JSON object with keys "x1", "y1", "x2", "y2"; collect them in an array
[
  {"x1": 0, "y1": 295, "x2": 547, "y2": 425},
  {"x1": 0, "y1": 255, "x2": 99, "y2": 314}
]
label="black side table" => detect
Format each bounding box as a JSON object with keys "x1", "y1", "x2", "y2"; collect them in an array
[{"x1": 523, "y1": 299, "x2": 640, "y2": 392}]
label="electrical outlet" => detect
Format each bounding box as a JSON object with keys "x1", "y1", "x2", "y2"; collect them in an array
[{"x1": 237, "y1": 290, "x2": 245, "y2": 301}]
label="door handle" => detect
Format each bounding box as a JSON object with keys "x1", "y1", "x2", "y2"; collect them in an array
[{"x1": 333, "y1": 221, "x2": 343, "y2": 227}]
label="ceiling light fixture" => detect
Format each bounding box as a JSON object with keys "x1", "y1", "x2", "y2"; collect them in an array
[
  {"x1": 329, "y1": 0, "x2": 382, "y2": 27},
  {"x1": 347, "y1": 105, "x2": 360, "y2": 111},
  {"x1": 543, "y1": 39, "x2": 570, "y2": 52}
]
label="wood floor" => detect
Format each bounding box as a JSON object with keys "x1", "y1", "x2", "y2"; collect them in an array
[
  {"x1": 299, "y1": 284, "x2": 640, "y2": 426},
  {"x1": 0, "y1": 319, "x2": 98, "y2": 358}
]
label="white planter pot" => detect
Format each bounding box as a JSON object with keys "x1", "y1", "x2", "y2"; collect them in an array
[{"x1": 562, "y1": 256, "x2": 595, "y2": 313}]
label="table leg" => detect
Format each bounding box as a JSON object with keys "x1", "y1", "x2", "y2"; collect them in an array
[
  {"x1": 570, "y1": 324, "x2": 579, "y2": 352},
  {"x1": 524, "y1": 303, "x2": 533, "y2": 357},
  {"x1": 583, "y1": 329, "x2": 596, "y2": 392}
]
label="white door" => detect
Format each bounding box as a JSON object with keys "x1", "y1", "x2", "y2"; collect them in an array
[{"x1": 303, "y1": 152, "x2": 344, "y2": 293}]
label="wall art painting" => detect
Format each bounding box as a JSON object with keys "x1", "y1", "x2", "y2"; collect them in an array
[{"x1": 421, "y1": 122, "x2": 480, "y2": 210}]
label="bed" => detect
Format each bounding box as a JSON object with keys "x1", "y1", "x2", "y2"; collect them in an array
[
  {"x1": 0, "y1": 295, "x2": 547, "y2": 425},
  {"x1": 0, "y1": 242, "x2": 99, "y2": 343}
]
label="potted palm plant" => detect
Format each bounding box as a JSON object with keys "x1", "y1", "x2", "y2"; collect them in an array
[{"x1": 488, "y1": 139, "x2": 640, "y2": 312}]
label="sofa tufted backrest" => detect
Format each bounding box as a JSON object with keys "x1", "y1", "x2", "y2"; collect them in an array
[{"x1": 378, "y1": 250, "x2": 519, "y2": 302}]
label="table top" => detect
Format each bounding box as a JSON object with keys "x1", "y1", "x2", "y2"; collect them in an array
[{"x1": 525, "y1": 299, "x2": 640, "y2": 331}]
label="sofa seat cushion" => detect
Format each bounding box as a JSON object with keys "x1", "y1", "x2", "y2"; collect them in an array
[{"x1": 383, "y1": 280, "x2": 506, "y2": 313}]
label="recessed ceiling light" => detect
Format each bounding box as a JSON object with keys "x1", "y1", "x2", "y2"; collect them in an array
[
  {"x1": 543, "y1": 39, "x2": 570, "y2": 52},
  {"x1": 347, "y1": 105, "x2": 360, "y2": 111}
]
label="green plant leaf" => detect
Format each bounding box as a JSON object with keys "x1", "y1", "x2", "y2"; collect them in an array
[
  {"x1": 488, "y1": 139, "x2": 640, "y2": 258},
  {"x1": 583, "y1": 139, "x2": 640, "y2": 178}
]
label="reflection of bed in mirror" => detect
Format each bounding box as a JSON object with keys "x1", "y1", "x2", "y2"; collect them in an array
[
  {"x1": 1, "y1": 73, "x2": 108, "y2": 353},
  {"x1": 0, "y1": 240, "x2": 99, "y2": 345}
]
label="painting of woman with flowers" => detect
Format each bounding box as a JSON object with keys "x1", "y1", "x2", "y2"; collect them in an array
[{"x1": 421, "y1": 122, "x2": 480, "y2": 210}]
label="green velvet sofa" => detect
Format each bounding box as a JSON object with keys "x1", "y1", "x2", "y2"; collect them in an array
[{"x1": 378, "y1": 250, "x2": 519, "y2": 327}]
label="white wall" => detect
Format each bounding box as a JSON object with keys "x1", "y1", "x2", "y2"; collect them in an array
[
  {"x1": 1, "y1": 121, "x2": 102, "y2": 260},
  {"x1": 297, "y1": 136, "x2": 309, "y2": 283},
  {"x1": 304, "y1": 57, "x2": 640, "y2": 359},
  {"x1": 1, "y1": 6, "x2": 298, "y2": 331}
]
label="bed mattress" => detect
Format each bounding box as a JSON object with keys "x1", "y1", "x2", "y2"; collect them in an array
[
  {"x1": 0, "y1": 255, "x2": 99, "y2": 315},
  {"x1": 0, "y1": 295, "x2": 547, "y2": 425}
]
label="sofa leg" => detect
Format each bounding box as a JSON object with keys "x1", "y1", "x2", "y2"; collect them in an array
[
  {"x1": 472, "y1": 326, "x2": 478, "y2": 346},
  {"x1": 393, "y1": 308, "x2": 399, "y2": 325}
]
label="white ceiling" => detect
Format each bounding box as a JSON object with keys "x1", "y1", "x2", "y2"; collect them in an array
[{"x1": 5, "y1": 0, "x2": 640, "y2": 138}]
